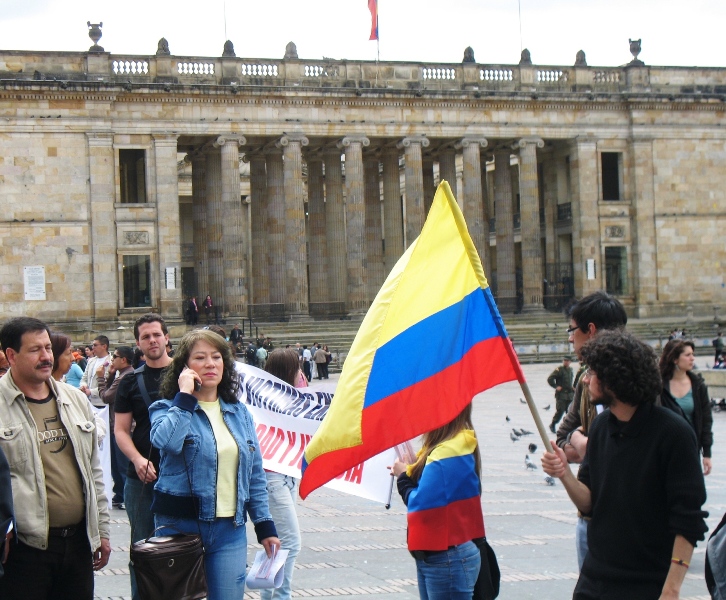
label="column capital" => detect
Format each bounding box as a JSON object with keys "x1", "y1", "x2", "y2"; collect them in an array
[
  {"x1": 214, "y1": 135, "x2": 247, "y2": 148},
  {"x1": 86, "y1": 132, "x2": 113, "y2": 147},
  {"x1": 277, "y1": 133, "x2": 309, "y2": 148},
  {"x1": 241, "y1": 151, "x2": 266, "y2": 164},
  {"x1": 397, "y1": 136, "x2": 430, "y2": 150},
  {"x1": 513, "y1": 137, "x2": 544, "y2": 151},
  {"x1": 337, "y1": 135, "x2": 370, "y2": 149},
  {"x1": 455, "y1": 137, "x2": 488, "y2": 150},
  {"x1": 152, "y1": 133, "x2": 179, "y2": 147}
]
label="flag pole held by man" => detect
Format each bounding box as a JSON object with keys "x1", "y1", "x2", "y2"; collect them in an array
[{"x1": 300, "y1": 181, "x2": 527, "y2": 499}]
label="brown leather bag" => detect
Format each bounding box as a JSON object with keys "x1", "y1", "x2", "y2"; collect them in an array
[{"x1": 130, "y1": 526, "x2": 207, "y2": 600}]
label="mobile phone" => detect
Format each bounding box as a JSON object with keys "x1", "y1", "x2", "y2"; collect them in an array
[{"x1": 194, "y1": 380, "x2": 201, "y2": 392}]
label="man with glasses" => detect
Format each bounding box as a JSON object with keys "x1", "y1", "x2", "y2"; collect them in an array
[
  {"x1": 542, "y1": 331, "x2": 708, "y2": 599},
  {"x1": 555, "y1": 291, "x2": 627, "y2": 569},
  {"x1": 79, "y1": 335, "x2": 110, "y2": 408},
  {"x1": 97, "y1": 346, "x2": 135, "y2": 510}
]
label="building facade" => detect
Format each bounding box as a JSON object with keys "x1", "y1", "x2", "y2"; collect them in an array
[{"x1": 1, "y1": 33, "x2": 725, "y2": 324}]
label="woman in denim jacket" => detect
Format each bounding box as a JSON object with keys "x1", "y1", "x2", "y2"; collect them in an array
[{"x1": 150, "y1": 329, "x2": 280, "y2": 599}]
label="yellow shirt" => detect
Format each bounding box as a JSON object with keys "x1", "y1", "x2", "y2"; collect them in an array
[{"x1": 197, "y1": 399, "x2": 239, "y2": 518}]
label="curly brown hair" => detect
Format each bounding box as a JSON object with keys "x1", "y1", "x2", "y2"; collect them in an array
[
  {"x1": 580, "y1": 330, "x2": 661, "y2": 407},
  {"x1": 160, "y1": 329, "x2": 239, "y2": 404},
  {"x1": 659, "y1": 339, "x2": 695, "y2": 381}
]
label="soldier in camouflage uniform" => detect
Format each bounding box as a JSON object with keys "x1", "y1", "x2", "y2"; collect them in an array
[{"x1": 547, "y1": 356, "x2": 574, "y2": 433}]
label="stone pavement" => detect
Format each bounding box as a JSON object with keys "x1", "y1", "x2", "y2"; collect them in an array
[{"x1": 93, "y1": 362, "x2": 725, "y2": 599}]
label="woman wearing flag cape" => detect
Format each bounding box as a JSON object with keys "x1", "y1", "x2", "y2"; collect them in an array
[{"x1": 391, "y1": 403, "x2": 489, "y2": 600}]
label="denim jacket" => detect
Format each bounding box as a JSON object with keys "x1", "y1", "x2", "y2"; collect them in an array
[{"x1": 149, "y1": 392, "x2": 276, "y2": 541}]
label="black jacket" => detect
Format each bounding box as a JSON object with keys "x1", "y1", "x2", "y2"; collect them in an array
[{"x1": 659, "y1": 371, "x2": 713, "y2": 458}]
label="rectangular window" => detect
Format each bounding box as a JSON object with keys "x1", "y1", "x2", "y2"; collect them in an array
[
  {"x1": 123, "y1": 255, "x2": 151, "y2": 307},
  {"x1": 604, "y1": 246, "x2": 628, "y2": 295},
  {"x1": 601, "y1": 152, "x2": 621, "y2": 201},
  {"x1": 119, "y1": 149, "x2": 147, "y2": 203}
]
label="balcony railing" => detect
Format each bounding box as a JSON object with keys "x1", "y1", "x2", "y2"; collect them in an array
[
  {"x1": 4, "y1": 49, "x2": 725, "y2": 96},
  {"x1": 557, "y1": 202, "x2": 572, "y2": 222}
]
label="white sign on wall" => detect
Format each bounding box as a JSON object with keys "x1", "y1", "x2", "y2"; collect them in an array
[
  {"x1": 165, "y1": 267, "x2": 176, "y2": 290},
  {"x1": 24, "y1": 266, "x2": 46, "y2": 300},
  {"x1": 586, "y1": 259, "x2": 596, "y2": 281}
]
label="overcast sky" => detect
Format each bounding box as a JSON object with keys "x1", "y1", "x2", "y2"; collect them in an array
[{"x1": 2, "y1": 0, "x2": 723, "y2": 68}]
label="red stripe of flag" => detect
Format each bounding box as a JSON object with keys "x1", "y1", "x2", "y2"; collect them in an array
[{"x1": 368, "y1": 0, "x2": 378, "y2": 41}]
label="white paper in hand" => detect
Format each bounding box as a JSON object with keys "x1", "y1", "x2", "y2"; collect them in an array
[{"x1": 246, "y1": 548, "x2": 289, "y2": 589}]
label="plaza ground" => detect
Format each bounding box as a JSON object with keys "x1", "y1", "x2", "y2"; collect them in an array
[{"x1": 94, "y1": 362, "x2": 725, "y2": 599}]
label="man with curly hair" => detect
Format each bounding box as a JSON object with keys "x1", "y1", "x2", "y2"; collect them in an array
[{"x1": 542, "y1": 330, "x2": 708, "y2": 600}]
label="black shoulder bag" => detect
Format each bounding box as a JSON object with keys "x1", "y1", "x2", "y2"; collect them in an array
[{"x1": 129, "y1": 370, "x2": 207, "y2": 600}]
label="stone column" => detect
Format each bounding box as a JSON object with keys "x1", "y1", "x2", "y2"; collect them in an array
[
  {"x1": 265, "y1": 147, "x2": 286, "y2": 307},
  {"x1": 481, "y1": 152, "x2": 492, "y2": 277},
  {"x1": 457, "y1": 137, "x2": 489, "y2": 272},
  {"x1": 570, "y1": 139, "x2": 600, "y2": 295},
  {"x1": 630, "y1": 139, "x2": 658, "y2": 313},
  {"x1": 306, "y1": 154, "x2": 328, "y2": 305},
  {"x1": 246, "y1": 153, "x2": 269, "y2": 306},
  {"x1": 382, "y1": 148, "x2": 404, "y2": 273},
  {"x1": 397, "y1": 136, "x2": 430, "y2": 247},
  {"x1": 324, "y1": 148, "x2": 347, "y2": 307},
  {"x1": 280, "y1": 134, "x2": 309, "y2": 318},
  {"x1": 422, "y1": 158, "x2": 435, "y2": 216},
  {"x1": 190, "y1": 153, "x2": 209, "y2": 298},
  {"x1": 340, "y1": 136, "x2": 370, "y2": 313},
  {"x1": 516, "y1": 138, "x2": 545, "y2": 312},
  {"x1": 205, "y1": 146, "x2": 224, "y2": 309},
  {"x1": 86, "y1": 133, "x2": 118, "y2": 319},
  {"x1": 494, "y1": 148, "x2": 517, "y2": 313},
  {"x1": 438, "y1": 148, "x2": 458, "y2": 198},
  {"x1": 364, "y1": 154, "x2": 385, "y2": 302},
  {"x1": 153, "y1": 134, "x2": 182, "y2": 317},
  {"x1": 543, "y1": 157, "x2": 558, "y2": 268},
  {"x1": 217, "y1": 136, "x2": 248, "y2": 316}
]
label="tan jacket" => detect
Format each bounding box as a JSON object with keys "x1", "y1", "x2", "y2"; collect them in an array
[{"x1": 0, "y1": 371, "x2": 110, "y2": 550}]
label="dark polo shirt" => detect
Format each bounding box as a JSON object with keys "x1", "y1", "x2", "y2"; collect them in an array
[{"x1": 578, "y1": 402, "x2": 708, "y2": 585}]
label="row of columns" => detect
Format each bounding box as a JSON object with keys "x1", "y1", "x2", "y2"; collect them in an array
[{"x1": 186, "y1": 134, "x2": 549, "y2": 319}]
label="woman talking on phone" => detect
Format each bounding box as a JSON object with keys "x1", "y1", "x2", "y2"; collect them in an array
[{"x1": 149, "y1": 330, "x2": 280, "y2": 599}]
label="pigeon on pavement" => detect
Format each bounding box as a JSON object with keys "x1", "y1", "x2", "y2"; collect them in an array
[
  {"x1": 505, "y1": 415, "x2": 510, "y2": 422},
  {"x1": 543, "y1": 404, "x2": 551, "y2": 411},
  {"x1": 525, "y1": 455, "x2": 537, "y2": 470},
  {"x1": 510, "y1": 432, "x2": 519, "y2": 442},
  {"x1": 544, "y1": 476, "x2": 556, "y2": 486},
  {"x1": 512, "y1": 429, "x2": 523, "y2": 437}
]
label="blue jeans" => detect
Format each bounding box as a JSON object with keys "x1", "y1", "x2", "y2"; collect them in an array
[
  {"x1": 576, "y1": 517, "x2": 589, "y2": 570},
  {"x1": 260, "y1": 473, "x2": 301, "y2": 600},
  {"x1": 125, "y1": 477, "x2": 156, "y2": 600},
  {"x1": 156, "y1": 515, "x2": 247, "y2": 600},
  {"x1": 415, "y1": 540, "x2": 480, "y2": 600}
]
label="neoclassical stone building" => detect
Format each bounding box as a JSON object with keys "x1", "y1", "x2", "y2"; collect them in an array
[{"x1": 1, "y1": 31, "x2": 724, "y2": 324}]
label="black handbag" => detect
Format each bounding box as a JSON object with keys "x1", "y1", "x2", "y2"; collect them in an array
[
  {"x1": 129, "y1": 392, "x2": 208, "y2": 600},
  {"x1": 472, "y1": 537, "x2": 500, "y2": 600},
  {"x1": 130, "y1": 526, "x2": 207, "y2": 600}
]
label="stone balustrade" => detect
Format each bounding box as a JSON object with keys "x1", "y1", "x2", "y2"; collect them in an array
[{"x1": 1, "y1": 50, "x2": 726, "y2": 96}]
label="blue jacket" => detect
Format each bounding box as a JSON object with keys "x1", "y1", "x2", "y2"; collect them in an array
[{"x1": 149, "y1": 392, "x2": 276, "y2": 541}]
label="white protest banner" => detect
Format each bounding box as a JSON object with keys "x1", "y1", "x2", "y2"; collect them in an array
[
  {"x1": 90, "y1": 405, "x2": 113, "y2": 506},
  {"x1": 235, "y1": 363, "x2": 396, "y2": 504}
]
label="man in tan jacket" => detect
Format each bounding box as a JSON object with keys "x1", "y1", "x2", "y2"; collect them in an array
[{"x1": 0, "y1": 317, "x2": 110, "y2": 599}]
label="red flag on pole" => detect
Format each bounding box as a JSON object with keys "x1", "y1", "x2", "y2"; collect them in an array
[{"x1": 368, "y1": 0, "x2": 378, "y2": 41}]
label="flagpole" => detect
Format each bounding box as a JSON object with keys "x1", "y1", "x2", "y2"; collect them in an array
[{"x1": 519, "y1": 380, "x2": 552, "y2": 449}]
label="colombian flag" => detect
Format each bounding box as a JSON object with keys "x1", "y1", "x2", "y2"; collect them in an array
[
  {"x1": 299, "y1": 181, "x2": 524, "y2": 499},
  {"x1": 368, "y1": 0, "x2": 378, "y2": 41}
]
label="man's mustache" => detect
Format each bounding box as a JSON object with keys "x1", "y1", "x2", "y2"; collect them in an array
[{"x1": 37, "y1": 361, "x2": 53, "y2": 369}]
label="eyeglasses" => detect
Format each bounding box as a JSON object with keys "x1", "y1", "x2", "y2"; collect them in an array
[
  {"x1": 112, "y1": 354, "x2": 121, "y2": 359},
  {"x1": 566, "y1": 326, "x2": 580, "y2": 335},
  {"x1": 583, "y1": 368, "x2": 594, "y2": 379}
]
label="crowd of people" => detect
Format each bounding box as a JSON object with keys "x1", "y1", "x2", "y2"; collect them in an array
[{"x1": 0, "y1": 294, "x2": 723, "y2": 599}]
